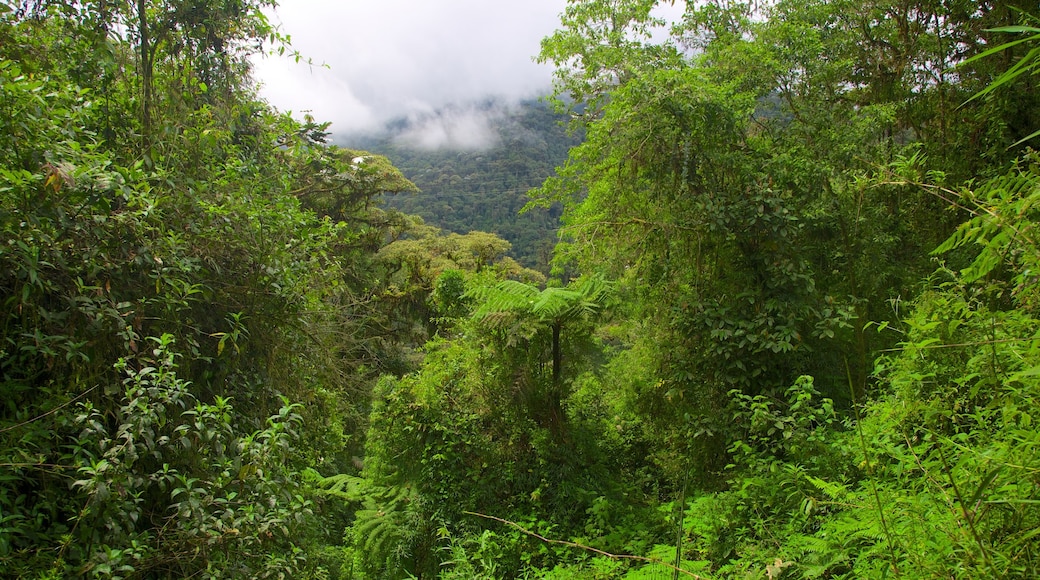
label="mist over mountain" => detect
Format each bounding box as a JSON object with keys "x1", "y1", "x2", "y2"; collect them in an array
[
  {"x1": 385, "y1": 101, "x2": 506, "y2": 151},
  {"x1": 355, "y1": 98, "x2": 580, "y2": 270}
]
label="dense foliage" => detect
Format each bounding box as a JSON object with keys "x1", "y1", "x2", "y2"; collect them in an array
[
  {"x1": 0, "y1": 0, "x2": 417, "y2": 576},
  {"x1": 360, "y1": 99, "x2": 580, "y2": 271},
  {"x1": 3, "y1": 0, "x2": 1040, "y2": 578}
]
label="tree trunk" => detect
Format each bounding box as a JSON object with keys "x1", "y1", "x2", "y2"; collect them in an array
[
  {"x1": 137, "y1": 0, "x2": 152, "y2": 161},
  {"x1": 551, "y1": 321, "x2": 561, "y2": 388}
]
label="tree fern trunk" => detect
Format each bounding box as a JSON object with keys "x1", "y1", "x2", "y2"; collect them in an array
[
  {"x1": 552, "y1": 321, "x2": 561, "y2": 388},
  {"x1": 549, "y1": 321, "x2": 567, "y2": 440}
]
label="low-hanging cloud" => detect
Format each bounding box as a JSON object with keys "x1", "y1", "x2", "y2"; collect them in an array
[
  {"x1": 392, "y1": 104, "x2": 505, "y2": 151},
  {"x1": 252, "y1": 0, "x2": 566, "y2": 139}
]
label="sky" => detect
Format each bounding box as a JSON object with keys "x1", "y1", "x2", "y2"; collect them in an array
[{"x1": 251, "y1": 0, "x2": 568, "y2": 141}]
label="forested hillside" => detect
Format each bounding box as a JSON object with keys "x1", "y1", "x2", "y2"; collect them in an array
[
  {"x1": 358, "y1": 99, "x2": 579, "y2": 270},
  {"x1": 3, "y1": 1, "x2": 1040, "y2": 579}
]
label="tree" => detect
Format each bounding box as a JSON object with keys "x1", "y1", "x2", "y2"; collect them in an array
[
  {"x1": 0, "y1": 3, "x2": 416, "y2": 576},
  {"x1": 468, "y1": 275, "x2": 613, "y2": 431},
  {"x1": 532, "y1": 0, "x2": 1040, "y2": 485},
  {"x1": 537, "y1": 0, "x2": 681, "y2": 118}
]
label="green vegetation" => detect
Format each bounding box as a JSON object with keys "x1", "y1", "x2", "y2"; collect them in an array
[
  {"x1": 360, "y1": 99, "x2": 580, "y2": 271},
  {"x1": 3, "y1": 0, "x2": 1040, "y2": 578}
]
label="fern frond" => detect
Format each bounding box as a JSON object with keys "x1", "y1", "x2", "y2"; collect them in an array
[
  {"x1": 804, "y1": 474, "x2": 849, "y2": 501},
  {"x1": 531, "y1": 287, "x2": 583, "y2": 319},
  {"x1": 468, "y1": 280, "x2": 539, "y2": 316},
  {"x1": 348, "y1": 482, "x2": 417, "y2": 576},
  {"x1": 310, "y1": 472, "x2": 367, "y2": 501},
  {"x1": 469, "y1": 275, "x2": 615, "y2": 325},
  {"x1": 354, "y1": 509, "x2": 390, "y2": 538},
  {"x1": 793, "y1": 534, "x2": 836, "y2": 555}
]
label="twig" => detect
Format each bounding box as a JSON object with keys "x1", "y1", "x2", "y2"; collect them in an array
[
  {"x1": 0, "y1": 385, "x2": 98, "y2": 434},
  {"x1": 846, "y1": 357, "x2": 901, "y2": 578},
  {"x1": 938, "y1": 447, "x2": 996, "y2": 574},
  {"x1": 462, "y1": 511, "x2": 712, "y2": 579},
  {"x1": 877, "y1": 336, "x2": 1036, "y2": 353}
]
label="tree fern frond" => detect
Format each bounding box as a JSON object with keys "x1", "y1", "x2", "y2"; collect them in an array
[
  {"x1": 359, "y1": 515, "x2": 399, "y2": 562},
  {"x1": 530, "y1": 287, "x2": 583, "y2": 319},
  {"x1": 374, "y1": 484, "x2": 412, "y2": 507},
  {"x1": 468, "y1": 274, "x2": 615, "y2": 324},
  {"x1": 469, "y1": 280, "x2": 540, "y2": 320},
  {"x1": 348, "y1": 483, "x2": 415, "y2": 568},
  {"x1": 354, "y1": 509, "x2": 389, "y2": 537}
]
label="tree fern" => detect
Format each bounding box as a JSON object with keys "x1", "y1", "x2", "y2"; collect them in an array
[
  {"x1": 468, "y1": 274, "x2": 615, "y2": 385},
  {"x1": 307, "y1": 470, "x2": 367, "y2": 502},
  {"x1": 469, "y1": 279, "x2": 542, "y2": 323},
  {"x1": 355, "y1": 506, "x2": 402, "y2": 559},
  {"x1": 468, "y1": 274, "x2": 614, "y2": 325}
]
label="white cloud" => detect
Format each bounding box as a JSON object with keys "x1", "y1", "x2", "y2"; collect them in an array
[
  {"x1": 393, "y1": 104, "x2": 506, "y2": 150},
  {"x1": 252, "y1": 0, "x2": 565, "y2": 137},
  {"x1": 252, "y1": 54, "x2": 380, "y2": 132}
]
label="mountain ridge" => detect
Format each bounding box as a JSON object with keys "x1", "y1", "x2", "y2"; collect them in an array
[{"x1": 353, "y1": 98, "x2": 580, "y2": 271}]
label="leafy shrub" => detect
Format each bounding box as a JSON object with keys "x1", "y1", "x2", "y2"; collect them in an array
[{"x1": 69, "y1": 335, "x2": 312, "y2": 578}]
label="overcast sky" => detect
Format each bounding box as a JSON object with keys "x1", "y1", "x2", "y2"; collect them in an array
[{"x1": 251, "y1": 0, "x2": 568, "y2": 139}]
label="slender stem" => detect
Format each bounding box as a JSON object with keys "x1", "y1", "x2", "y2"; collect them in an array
[
  {"x1": 938, "y1": 447, "x2": 995, "y2": 574},
  {"x1": 463, "y1": 511, "x2": 711, "y2": 579},
  {"x1": 0, "y1": 385, "x2": 99, "y2": 434},
  {"x1": 137, "y1": 0, "x2": 152, "y2": 161},
  {"x1": 847, "y1": 357, "x2": 901, "y2": 577},
  {"x1": 673, "y1": 468, "x2": 689, "y2": 580},
  {"x1": 551, "y1": 320, "x2": 561, "y2": 388}
]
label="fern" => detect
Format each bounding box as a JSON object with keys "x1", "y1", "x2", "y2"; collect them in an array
[
  {"x1": 794, "y1": 534, "x2": 837, "y2": 555},
  {"x1": 801, "y1": 472, "x2": 850, "y2": 503},
  {"x1": 355, "y1": 507, "x2": 400, "y2": 558},
  {"x1": 349, "y1": 482, "x2": 418, "y2": 576},
  {"x1": 307, "y1": 469, "x2": 420, "y2": 577},
  {"x1": 468, "y1": 274, "x2": 614, "y2": 325},
  {"x1": 468, "y1": 279, "x2": 540, "y2": 321},
  {"x1": 309, "y1": 472, "x2": 367, "y2": 502}
]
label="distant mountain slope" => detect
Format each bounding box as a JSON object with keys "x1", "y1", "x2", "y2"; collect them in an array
[{"x1": 354, "y1": 99, "x2": 579, "y2": 270}]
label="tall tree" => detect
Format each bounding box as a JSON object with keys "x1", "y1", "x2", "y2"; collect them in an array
[
  {"x1": 533, "y1": 0, "x2": 1040, "y2": 483},
  {"x1": 468, "y1": 275, "x2": 613, "y2": 431},
  {"x1": 0, "y1": 3, "x2": 412, "y2": 576}
]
